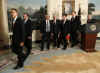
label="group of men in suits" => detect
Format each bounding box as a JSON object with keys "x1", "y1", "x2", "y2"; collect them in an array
[
  {"x1": 10, "y1": 8, "x2": 80, "y2": 69},
  {"x1": 40, "y1": 11, "x2": 81, "y2": 51},
  {"x1": 10, "y1": 8, "x2": 32, "y2": 70}
]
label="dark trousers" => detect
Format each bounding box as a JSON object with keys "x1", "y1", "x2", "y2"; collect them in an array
[
  {"x1": 62, "y1": 32, "x2": 68, "y2": 49},
  {"x1": 24, "y1": 37, "x2": 32, "y2": 58},
  {"x1": 41, "y1": 32, "x2": 51, "y2": 51},
  {"x1": 12, "y1": 41, "x2": 25, "y2": 67},
  {"x1": 53, "y1": 32, "x2": 61, "y2": 48},
  {"x1": 71, "y1": 31, "x2": 79, "y2": 45},
  {"x1": 57, "y1": 32, "x2": 63, "y2": 48},
  {"x1": 53, "y1": 32, "x2": 58, "y2": 46}
]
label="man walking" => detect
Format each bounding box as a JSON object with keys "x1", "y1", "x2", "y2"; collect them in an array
[
  {"x1": 23, "y1": 13, "x2": 32, "y2": 60},
  {"x1": 11, "y1": 8, "x2": 25, "y2": 69}
]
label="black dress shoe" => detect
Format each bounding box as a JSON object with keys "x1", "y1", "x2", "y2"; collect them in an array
[
  {"x1": 62, "y1": 48, "x2": 66, "y2": 50},
  {"x1": 71, "y1": 44, "x2": 75, "y2": 47},
  {"x1": 57, "y1": 46, "x2": 60, "y2": 48},
  {"x1": 47, "y1": 48, "x2": 50, "y2": 50},
  {"x1": 13, "y1": 65, "x2": 23, "y2": 70},
  {"x1": 40, "y1": 49, "x2": 44, "y2": 51},
  {"x1": 71, "y1": 41, "x2": 79, "y2": 47},
  {"x1": 53, "y1": 44, "x2": 56, "y2": 47}
]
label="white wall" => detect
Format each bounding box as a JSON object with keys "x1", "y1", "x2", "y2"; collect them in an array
[
  {"x1": 47, "y1": 0, "x2": 62, "y2": 20},
  {"x1": 0, "y1": 0, "x2": 9, "y2": 47},
  {"x1": 75, "y1": 0, "x2": 88, "y2": 24}
]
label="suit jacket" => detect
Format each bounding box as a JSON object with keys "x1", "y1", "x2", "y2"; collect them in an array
[
  {"x1": 61, "y1": 20, "x2": 71, "y2": 33},
  {"x1": 24, "y1": 19, "x2": 32, "y2": 38},
  {"x1": 51, "y1": 20, "x2": 61, "y2": 33},
  {"x1": 12, "y1": 17, "x2": 25, "y2": 44},
  {"x1": 40, "y1": 20, "x2": 53, "y2": 33},
  {"x1": 70, "y1": 16, "x2": 81, "y2": 32}
]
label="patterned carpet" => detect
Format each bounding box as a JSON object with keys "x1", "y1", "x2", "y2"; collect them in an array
[
  {"x1": 0, "y1": 41, "x2": 100, "y2": 73},
  {"x1": 14, "y1": 51, "x2": 100, "y2": 73}
]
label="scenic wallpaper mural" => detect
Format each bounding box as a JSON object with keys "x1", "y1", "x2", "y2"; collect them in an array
[
  {"x1": 7, "y1": 0, "x2": 100, "y2": 36},
  {"x1": 8, "y1": 0, "x2": 46, "y2": 17},
  {"x1": 7, "y1": 0, "x2": 100, "y2": 20}
]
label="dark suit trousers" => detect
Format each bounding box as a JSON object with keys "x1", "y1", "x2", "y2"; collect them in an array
[
  {"x1": 53, "y1": 32, "x2": 59, "y2": 47},
  {"x1": 41, "y1": 32, "x2": 51, "y2": 50},
  {"x1": 57, "y1": 32, "x2": 63, "y2": 48},
  {"x1": 12, "y1": 40, "x2": 25, "y2": 66},
  {"x1": 71, "y1": 31, "x2": 79, "y2": 45},
  {"x1": 62, "y1": 32, "x2": 68, "y2": 49},
  {"x1": 24, "y1": 37, "x2": 32, "y2": 57}
]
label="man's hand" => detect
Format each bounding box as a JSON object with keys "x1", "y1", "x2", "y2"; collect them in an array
[
  {"x1": 58, "y1": 32, "x2": 61, "y2": 38},
  {"x1": 40, "y1": 33, "x2": 42, "y2": 37},
  {"x1": 28, "y1": 36, "x2": 32, "y2": 39},
  {"x1": 51, "y1": 33, "x2": 54, "y2": 36},
  {"x1": 20, "y1": 42, "x2": 24, "y2": 47}
]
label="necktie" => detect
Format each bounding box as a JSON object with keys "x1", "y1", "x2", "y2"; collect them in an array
[
  {"x1": 24, "y1": 20, "x2": 27, "y2": 24},
  {"x1": 13, "y1": 19, "x2": 16, "y2": 27},
  {"x1": 63, "y1": 20, "x2": 66, "y2": 25},
  {"x1": 72, "y1": 16, "x2": 75, "y2": 21},
  {"x1": 46, "y1": 20, "x2": 50, "y2": 32}
]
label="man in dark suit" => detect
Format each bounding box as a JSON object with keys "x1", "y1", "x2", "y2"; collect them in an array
[
  {"x1": 40, "y1": 15, "x2": 53, "y2": 51},
  {"x1": 10, "y1": 8, "x2": 25, "y2": 69},
  {"x1": 23, "y1": 13, "x2": 32, "y2": 60},
  {"x1": 51, "y1": 16, "x2": 61, "y2": 48},
  {"x1": 61, "y1": 14, "x2": 71, "y2": 50},
  {"x1": 70, "y1": 11, "x2": 81, "y2": 47}
]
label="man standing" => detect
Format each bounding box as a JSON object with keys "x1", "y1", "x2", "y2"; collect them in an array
[
  {"x1": 40, "y1": 15, "x2": 53, "y2": 51},
  {"x1": 51, "y1": 16, "x2": 61, "y2": 48},
  {"x1": 70, "y1": 11, "x2": 81, "y2": 47},
  {"x1": 10, "y1": 8, "x2": 25, "y2": 69},
  {"x1": 61, "y1": 14, "x2": 71, "y2": 50},
  {"x1": 23, "y1": 13, "x2": 32, "y2": 60}
]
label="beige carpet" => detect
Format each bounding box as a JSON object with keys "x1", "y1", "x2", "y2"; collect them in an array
[{"x1": 16, "y1": 52, "x2": 100, "y2": 73}]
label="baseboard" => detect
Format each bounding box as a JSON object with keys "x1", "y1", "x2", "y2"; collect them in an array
[{"x1": 96, "y1": 37, "x2": 100, "y2": 40}]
